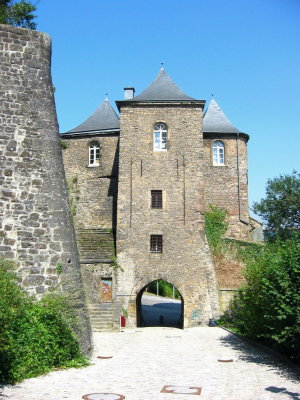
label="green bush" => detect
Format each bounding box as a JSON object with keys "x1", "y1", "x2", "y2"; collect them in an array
[
  {"x1": 0, "y1": 258, "x2": 88, "y2": 384},
  {"x1": 204, "y1": 205, "x2": 228, "y2": 254},
  {"x1": 222, "y1": 238, "x2": 300, "y2": 362},
  {"x1": 222, "y1": 238, "x2": 263, "y2": 263}
]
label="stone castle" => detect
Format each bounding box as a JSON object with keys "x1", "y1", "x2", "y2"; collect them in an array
[
  {"x1": 61, "y1": 67, "x2": 262, "y2": 330},
  {"x1": 0, "y1": 24, "x2": 261, "y2": 338}
]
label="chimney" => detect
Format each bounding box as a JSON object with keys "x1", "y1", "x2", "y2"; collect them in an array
[{"x1": 124, "y1": 87, "x2": 135, "y2": 99}]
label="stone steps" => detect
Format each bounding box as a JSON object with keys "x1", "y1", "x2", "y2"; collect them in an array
[{"x1": 88, "y1": 303, "x2": 119, "y2": 332}]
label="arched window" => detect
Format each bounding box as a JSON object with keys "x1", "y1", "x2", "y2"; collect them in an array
[
  {"x1": 212, "y1": 140, "x2": 225, "y2": 165},
  {"x1": 89, "y1": 141, "x2": 100, "y2": 166},
  {"x1": 153, "y1": 123, "x2": 168, "y2": 151}
]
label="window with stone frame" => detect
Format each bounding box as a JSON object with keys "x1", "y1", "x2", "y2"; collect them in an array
[
  {"x1": 89, "y1": 141, "x2": 100, "y2": 166},
  {"x1": 150, "y1": 235, "x2": 163, "y2": 253},
  {"x1": 153, "y1": 123, "x2": 168, "y2": 151},
  {"x1": 151, "y1": 190, "x2": 163, "y2": 209},
  {"x1": 212, "y1": 140, "x2": 225, "y2": 165}
]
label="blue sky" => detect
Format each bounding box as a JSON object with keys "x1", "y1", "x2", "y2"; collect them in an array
[{"x1": 35, "y1": 0, "x2": 300, "y2": 217}]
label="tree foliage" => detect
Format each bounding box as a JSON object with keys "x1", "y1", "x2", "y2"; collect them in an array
[
  {"x1": 147, "y1": 280, "x2": 181, "y2": 299},
  {"x1": 0, "y1": 258, "x2": 88, "y2": 384},
  {"x1": 221, "y1": 238, "x2": 300, "y2": 362},
  {"x1": 253, "y1": 171, "x2": 300, "y2": 240},
  {"x1": 0, "y1": 0, "x2": 36, "y2": 29}
]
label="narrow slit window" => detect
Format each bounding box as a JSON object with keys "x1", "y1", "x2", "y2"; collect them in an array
[
  {"x1": 89, "y1": 141, "x2": 100, "y2": 166},
  {"x1": 212, "y1": 140, "x2": 225, "y2": 165},
  {"x1": 150, "y1": 235, "x2": 163, "y2": 253},
  {"x1": 151, "y1": 190, "x2": 163, "y2": 209}
]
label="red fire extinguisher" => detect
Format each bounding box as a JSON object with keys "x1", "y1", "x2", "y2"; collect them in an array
[{"x1": 120, "y1": 315, "x2": 126, "y2": 327}]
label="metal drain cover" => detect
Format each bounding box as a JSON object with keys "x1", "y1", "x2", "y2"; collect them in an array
[
  {"x1": 82, "y1": 394, "x2": 125, "y2": 400},
  {"x1": 161, "y1": 385, "x2": 202, "y2": 395},
  {"x1": 96, "y1": 356, "x2": 113, "y2": 359},
  {"x1": 218, "y1": 359, "x2": 234, "y2": 362}
]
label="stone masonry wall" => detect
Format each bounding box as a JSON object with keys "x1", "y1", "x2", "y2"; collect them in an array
[
  {"x1": 203, "y1": 135, "x2": 250, "y2": 239},
  {"x1": 0, "y1": 24, "x2": 91, "y2": 353},
  {"x1": 116, "y1": 104, "x2": 219, "y2": 327},
  {"x1": 62, "y1": 134, "x2": 119, "y2": 229}
]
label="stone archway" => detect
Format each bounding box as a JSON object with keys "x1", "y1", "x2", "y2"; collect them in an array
[{"x1": 136, "y1": 280, "x2": 184, "y2": 328}]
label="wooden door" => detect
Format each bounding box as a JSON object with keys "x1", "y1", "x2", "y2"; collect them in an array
[{"x1": 101, "y1": 278, "x2": 112, "y2": 302}]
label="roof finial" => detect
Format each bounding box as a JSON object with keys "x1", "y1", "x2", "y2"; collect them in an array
[
  {"x1": 211, "y1": 93, "x2": 214, "y2": 98},
  {"x1": 160, "y1": 62, "x2": 164, "y2": 70},
  {"x1": 105, "y1": 93, "x2": 108, "y2": 100}
]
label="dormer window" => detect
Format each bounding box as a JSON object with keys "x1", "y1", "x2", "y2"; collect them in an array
[
  {"x1": 212, "y1": 140, "x2": 225, "y2": 165},
  {"x1": 89, "y1": 141, "x2": 100, "y2": 166},
  {"x1": 153, "y1": 123, "x2": 167, "y2": 151}
]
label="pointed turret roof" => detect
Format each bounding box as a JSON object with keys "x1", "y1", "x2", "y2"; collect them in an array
[
  {"x1": 203, "y1": 98, "x2": 241, "y2": 134},
  {"x1": 120, "y1": 67, "x2": 196, "y2": 103},
  {"x1": 67, "y1": 98, "x2": 120, "y2": 134}
]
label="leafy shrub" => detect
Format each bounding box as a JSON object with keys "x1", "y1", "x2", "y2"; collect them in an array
[
  {"x1": 0, "y1": 258, "x2": 88, "y2": 384},
  {"x1": 222, "y1": 238, "x2": 263, "y2": 263},
  {"x1": 147, "y1": 280, "x2": 181, "y2": 299},
  {"x1": 222, "y1": 238, "x2": 300, "y2": 362},
  {"x1": 204, "y1": 205, "x2": 228, "y2": 254}
]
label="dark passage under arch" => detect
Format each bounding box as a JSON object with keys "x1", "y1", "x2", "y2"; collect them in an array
[{"x1": 136, "y1": 280, "x2": 184, "y2": 329}]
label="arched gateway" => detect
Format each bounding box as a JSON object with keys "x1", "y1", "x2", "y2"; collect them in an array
[{"x1": 136, "y1": 280, "x2": 184, "y2": 328}]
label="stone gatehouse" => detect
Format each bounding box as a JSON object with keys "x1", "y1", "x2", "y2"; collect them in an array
[{"x1": 61, "y1": 68, "x2": 262, "y2": 330}]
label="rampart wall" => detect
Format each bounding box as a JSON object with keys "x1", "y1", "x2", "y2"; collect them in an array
[{"x1": 0, "y1": 24, "x2": 91, "y2": 353}]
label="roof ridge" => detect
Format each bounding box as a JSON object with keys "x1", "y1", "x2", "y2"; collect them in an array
[
  {"x1": 124, "y1": 68, "x2": 196, "y2": 102},
  {"x1": 67, "y1": 97, "x2": 120, "y2": 133}
]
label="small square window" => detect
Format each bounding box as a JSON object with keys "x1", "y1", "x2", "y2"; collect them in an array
[
  {"x1": 151, "y1": 190, "x2": 162, "y2": 209},
  {"x1": 150, "y1": 235, "x2": 163, "y2": 253}
]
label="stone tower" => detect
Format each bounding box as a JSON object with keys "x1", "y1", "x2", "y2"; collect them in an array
[
  {"x1": 115, "y1": 68, "x2": 219, "y2": 327},
  {"x1": 0, "y1": 24, "x2": 91, "y2": 352},
  {"x1": 203, "y1": 99, "x2": 253, "y2": 239}
]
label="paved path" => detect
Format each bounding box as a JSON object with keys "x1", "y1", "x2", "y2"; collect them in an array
[
  {"x1": 1, "y1": 327, "x2": 299, "y2": 400},
  {"x1": 141, "y1": 294, "x2": 181, "y2": 326}
]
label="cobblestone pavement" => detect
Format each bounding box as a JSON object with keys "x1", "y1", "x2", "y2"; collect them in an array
[{"x1": 1, "y1": 327, "x2": 299, "y2": 400}]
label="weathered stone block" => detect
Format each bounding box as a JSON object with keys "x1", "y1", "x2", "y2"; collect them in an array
[{"x1": 23, "y1": 274, "x2": 45, "y2": 287}]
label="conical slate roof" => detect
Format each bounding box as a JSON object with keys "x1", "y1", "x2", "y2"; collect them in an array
[
  {"x1": 203, "y1": 98, "x2": 240, "y2": 134},
  {"x1": 126, "y1": 67, "x2": 195, "y2": 102},
  {"x1": 67, "y1": 98, "x2": 120, "y2": 133}
]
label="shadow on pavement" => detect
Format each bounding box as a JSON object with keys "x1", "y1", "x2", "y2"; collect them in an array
[
  {"x1": 265, "y1": 386, "x2": 299, "y2": 399},
  {"x1": 219, "y1": 331, "x2": 300, "y2": 385},
  {"x1": 140, "y1": 303, "x2": 182, "y2": 328},
  {"x1": 147, "y1": 302, "x2": 181, "y2": 310}
]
